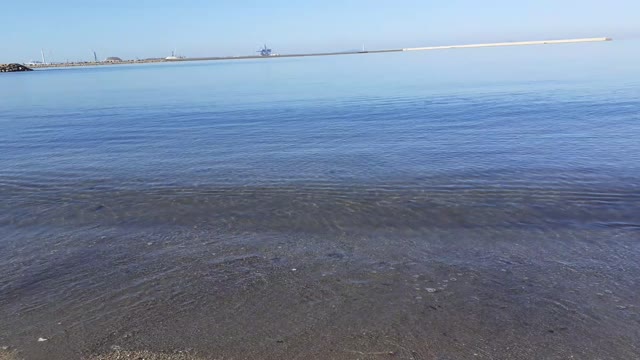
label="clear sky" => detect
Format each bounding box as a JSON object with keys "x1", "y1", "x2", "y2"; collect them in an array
[{"x1": 1, "y1": 0, "x2": 638, "y2": 63}]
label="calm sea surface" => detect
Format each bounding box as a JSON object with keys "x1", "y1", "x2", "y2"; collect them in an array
[{"x1": 1, "y1": 41, "x2": 639, "y2": 359}]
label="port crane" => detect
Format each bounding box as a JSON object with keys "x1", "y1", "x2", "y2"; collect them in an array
[{"x1": 258, "y1": 45, "x2": 273, "y2": 57}]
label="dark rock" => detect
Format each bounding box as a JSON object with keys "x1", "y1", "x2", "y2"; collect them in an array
[{"x1": 0, "y1": 63, "x2": 34, "y2": 72}]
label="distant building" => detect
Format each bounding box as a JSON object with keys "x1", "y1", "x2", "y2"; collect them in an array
[
  {"x1": 165, "y1": 50, "x2": 185, "y2": 60},
  {"x1": 104, "y1": 57, "x2": 123, "y2": 63}
]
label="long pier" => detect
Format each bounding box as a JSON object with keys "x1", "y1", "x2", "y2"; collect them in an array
[
  {"x1": 402, "y1": 37, "x2": 611, "y2": 52},
  {"x1": 28, "y1": 37, "x2": 611, "y2": 69}
]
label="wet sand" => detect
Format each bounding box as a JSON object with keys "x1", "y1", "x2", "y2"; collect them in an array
[
  {"x1": 1, "y1": 185, "x2": 640, "y2": 359},
  {"x1": 0, "y1": 350, "x2": 17, "y2": 360},
  {"x1": 88, "y1": 351, "x2": 203, "y2": 360},
  {"x1": 1, "y1": 223, "x2": 639, "y2": 359},
  {"x1": 2, "y1": 349, "x2": 203, "y2": 360}
]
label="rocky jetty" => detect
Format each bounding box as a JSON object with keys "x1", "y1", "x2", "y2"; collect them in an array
[{"x1": 0, "y1": 63, "x2": 33, "y2": 72}]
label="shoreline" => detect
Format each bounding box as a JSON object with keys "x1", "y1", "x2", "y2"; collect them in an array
[
  {"x1": 2, "y1": 37, "x2": 637, "y2": 360},
  {"x1": 27, "y1": 37, "x2": 611, "y2": 70},
  {"x1": 2, "y1": 223, "x2": 638, "y2": 359}
]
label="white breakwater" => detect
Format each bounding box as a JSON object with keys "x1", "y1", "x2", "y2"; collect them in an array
[{"x1": 402, "y1": 37, "x2": 611, "y2": 52}]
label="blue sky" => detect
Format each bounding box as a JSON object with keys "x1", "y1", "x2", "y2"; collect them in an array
[{"x1": 1, "y1": 0, "x2": 638, "y2": 63}]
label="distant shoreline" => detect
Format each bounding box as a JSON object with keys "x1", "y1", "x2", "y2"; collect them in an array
[
  {"x1": 28, "y1": 50, "x2": 397, "y2": 69},
  {"x1": 26, "y1": 37, "x2": 611, "y2": 70}
]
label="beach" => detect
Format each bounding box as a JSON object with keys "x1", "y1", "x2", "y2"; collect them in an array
[
  {"x1": 2, "y1": 223, "x2": 639, "y2": 359},
  {"x1": 1, "y1": 40, "x2": 639, "y2": 359}
]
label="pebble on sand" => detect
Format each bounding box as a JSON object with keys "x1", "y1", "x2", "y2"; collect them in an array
[
  {"x1": 86, "y1": 350, "x2": 205, "y2": 360},
  {"x1": 425, "y1": 288, "x2": 437, "y2": 293},
  {"x1": 37, "y1": 337, "x2": 48, "y2": 342}
]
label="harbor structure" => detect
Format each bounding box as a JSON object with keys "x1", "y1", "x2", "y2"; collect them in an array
[
  {"x1": 402, "y1": 37, "x2": 612, "y2": 52},
  {"x1": 258, "y1": 45, "x2": 273, "y2": 57},
  {"x1": 165, "y1": 50, "x2": 185, "y2": 60},
  {"x1": 23, "y1": 37, "x2": 612, "y2": 69}
]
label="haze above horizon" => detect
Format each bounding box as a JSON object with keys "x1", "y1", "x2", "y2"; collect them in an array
[{"x1": 1, "y1": 0, "x2": 639, "y2": 63}]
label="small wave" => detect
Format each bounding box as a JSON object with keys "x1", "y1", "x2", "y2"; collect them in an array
[{"x1": 1, "y1": 182, "x2": 638, "y2": 232}]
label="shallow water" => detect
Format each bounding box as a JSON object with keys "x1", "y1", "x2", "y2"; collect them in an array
[{"x1": 1, "y1": 40, "x2": 639, "y2": 359}]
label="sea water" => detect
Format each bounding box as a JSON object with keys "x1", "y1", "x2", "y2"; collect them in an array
[{"x1": 1, "y1": 40, "x2": 639, "y2": 359}]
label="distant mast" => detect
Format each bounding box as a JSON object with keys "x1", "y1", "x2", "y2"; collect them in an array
[
  {"x1": 41, "y1": 49, "x2": 46, "y2": 65},
  {"x1": 93, "y1": 51, "x2": 98, "y2": 63}
]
